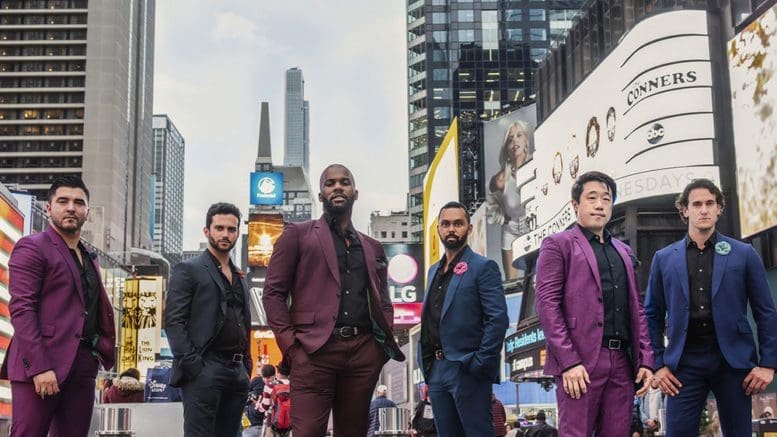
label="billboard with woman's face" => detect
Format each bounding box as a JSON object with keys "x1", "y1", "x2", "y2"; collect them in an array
[{"x1": 729, "y1": 3, "x2": 777, "y2": 238}]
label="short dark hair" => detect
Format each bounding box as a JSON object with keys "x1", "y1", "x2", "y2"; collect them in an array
[
  {"x1": 438, "y1": 201, "x2": 470, "y2": 224},
  {"x1": 536, "y1": 410, "x2": 546, "y2": 421},
  {"x1": 260, "y1": 364, "x2": 276, "y2": 378},
  {"x1": 205, "y1": 202, "x2": 241, "y2": 228},
  {"x1": 571, "y1": 171, "x2": 616, "y2": 203},
  {"x1": 119, "y1": 368, "x2": 140, "y2": 380},
  {"x1": 46, "y1": 175, "x2": 89, "y2": 202},
  {"x1": 319, "y1": 164, "x2": 355, "y2": 189},
  {"x1": 675, "y1": 178, "x2": 725, "y2": 219}
]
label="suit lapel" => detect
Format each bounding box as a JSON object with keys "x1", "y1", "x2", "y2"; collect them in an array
[
  {"x1": 201, "y1": 253, "x2": 227, "y2": 314},
  {"x1": 45, "y1": 227, "x2": 85, "y2": 304},
  {"x1": 441, "y1": 247, "x2": 472, "y2": 318},
  {"x1": 711, "y1": 235, "x2": 728, "y2": 300},
  {"x1": 314, "y1": 218, "x2": 340, "y2": 286},
  {"x1": 672, "y1": 240, "x2": 690, "y2": 304},
  {"x1": 571, "y1": 227, "x2": 602, "y2": 292}
]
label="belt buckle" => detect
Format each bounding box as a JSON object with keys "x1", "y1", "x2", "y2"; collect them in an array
[
  {"x1": 231, "y1": 353, "x2": 244, "y2": 363},
  {"x1": 608, "y1": 339, "x2": 621, "y2": 350},
  {"x1": 434, "y1": 349, "x2": 444, "y2": 360},
  {"x1": 339, "y1": 326, "x2": 355, "y2": 338}
]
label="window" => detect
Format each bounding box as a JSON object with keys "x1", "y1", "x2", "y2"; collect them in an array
[
  {"x1": 432, "y1": 88, "x2": 450, "y2": 100},
  {"x1": 529, "y1": 9, "x2": 546, "y2": 21},
  {"x1": 381, "y1": 231, "x2": 387, "y2": 238},
  {"x1": 433, "y1": 69, "x2": 449, "y2": 81},
  {"x1": 391, "y1": 231, "x2": 396, "y2": 238},
  {"x1": 458, "y1": 29, "x2": 475, "y2": 42},
  {"x1": 457, "y1": 10, "x2": 474, "y2": 22},
  {"x1": 530, "y1": 28, "x2": 547, "y2": 41},
  {"x1": 432, "y1": 50, "x2": 447, "y2": 61},
  {"x1": 432, "y1": 12, "x2": 448, "y2": 24},
  {"x1": 432, "y1": 31, "x2": 447, "y2": 43},
  {"x1": 505, "y1": 9, "x2": 522, "y2": 21},
  {"x1": 506, "y1": 29, "x2": 523, "y2": 41},
  {"x1": 402, "y1": 231, "x2": 408, "y2": 238},
  {"x1": 433, "y1": 106, "x2": 451, "y2": 120}
]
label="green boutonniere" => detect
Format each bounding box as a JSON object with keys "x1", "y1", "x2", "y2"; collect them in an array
[{"x1": 715, "y1": 241, "x2": 731, "y2": 256}]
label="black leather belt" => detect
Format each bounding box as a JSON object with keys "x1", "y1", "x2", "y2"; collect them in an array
[
  {"x1": 602, "y1": 338, "x2": 625, "y2": 350},
  {"x1": 434, "y1": 349, "x2": 445, "y2": 360},
  {"x1": 207, "y1": 351, "x2": 244, "y2": 365},
  {"x1": 332, "y1": 326, "x2": 366, "y2": 338}
]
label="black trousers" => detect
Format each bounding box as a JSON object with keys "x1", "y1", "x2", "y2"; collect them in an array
[{"x1": 181, "y1": 356, "x2": 249, "y2": 437}]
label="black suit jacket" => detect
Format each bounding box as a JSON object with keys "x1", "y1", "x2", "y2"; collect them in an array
[{"x1": 164, "y1": 251, "x2": 252, "y2": 386}]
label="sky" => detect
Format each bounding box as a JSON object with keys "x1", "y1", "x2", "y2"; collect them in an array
[{"x1": 153, "y1": 1, "x2": 409, "y2": 250}]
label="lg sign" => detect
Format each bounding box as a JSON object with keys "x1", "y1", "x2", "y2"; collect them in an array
[
  {"x1": 647, "y1": 123, "x2": 665, "y2": 145},
  {"x1": 388, "y1": 253, "x2": 419, "y2": 302}
]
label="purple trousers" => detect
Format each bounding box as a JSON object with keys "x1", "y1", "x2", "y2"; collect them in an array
[
  {"x1": 10, "y1": 343, "x2": 99, "y2": 437},
  {"x1": 555, "y1": 347, "x2": 634, "y2": 437}
]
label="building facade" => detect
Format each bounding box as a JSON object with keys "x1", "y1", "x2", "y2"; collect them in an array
[
  {"x1": 283, "y1": 67, "x2": 309, "y2": 174},
  {"x1": 0, "y1": 0, "x2": 155, "y2": 254},
  {"x1": 369, "y1": 210, "x2": 411, "y2": 243},
  {"x1": 151, "y1": 114, "x2": 184, "y2": 266},
  {"x1": 406, "y1": 0, "x2": 586, "y2": 240}
]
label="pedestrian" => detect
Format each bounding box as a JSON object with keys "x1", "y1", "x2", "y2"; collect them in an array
[
  {"x1": 259, "y1": 364, "x2": 290, "y2": 437},
  {"x1": 410, "y1": 393, "x2": 436, "y2": 437},
  {"x1": 645, "y1": 178, "x2": 777, "y2": 436},
  {"x1": 367, "y1": 385, "x2": 396, "y2": 437},
  {"x1": 639, "y1": 385, "x2": 664, "y2": 435},
  {"x1": 492, "y1": 393, "x2": 508, "y2": 437},
  {"x1": 418, "y1": 201, "x2": 509, "y2": 436},
  {"x1": 0, "y1": 176, "x2": 117, "y2": 436},
  {"x1": 505, "y1": 419, "x2": 523, "y2": 437},
  {"x1": 104, "y1": 368, "x2": 145, "y2": 403},
  {"x1": 165, "y1": 202, "x2": 252, "y2": 436},
  {"x1": 535, "y1": 171, "x2": 654, "y2": 436},
  {"x1": 263, "y1": 163, "x2": 404, "y2": 437},
  {"x1": 242, "y1": 369, "x2": 265, "y2": 437},
  {"x1": 524, "y1": 410, "x2": 557, "y2": 437}
]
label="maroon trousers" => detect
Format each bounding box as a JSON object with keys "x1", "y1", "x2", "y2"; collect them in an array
[
  {"x1": 288, "y1": 333, "x2": 387, "y2": 437},
  {"x1": 10, "y1": 343, "x2": 99, "y2": 437}
]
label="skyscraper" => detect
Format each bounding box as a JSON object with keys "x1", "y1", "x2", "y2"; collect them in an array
[
  {"x1": 284, "y1": 67, "x2": 309, "y2": 173},
  {"x1": 151, "y1": 114, "x2": 184, "y2": 265},
  {"x1": 405, "y1": 1, "x2": 585, "y2": 240},
  {"x1": 0, "y1": 0, "x2": 155, "y2": 254}
]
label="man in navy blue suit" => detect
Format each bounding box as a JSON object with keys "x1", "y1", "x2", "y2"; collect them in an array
[
  {"x1": 646, "y1": 178, "x2": 777, "y2": 436},
  {"x1": 418, "y1": 201, "x2": 509, "y2": 436}
]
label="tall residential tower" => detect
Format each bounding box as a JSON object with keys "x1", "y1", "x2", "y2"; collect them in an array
[
  {"x1": 283, "y1": 67, "x2": 309, "y2": 174},
  {"x1": 151, "y1": 114, "x2": 184, "y2": 265}
]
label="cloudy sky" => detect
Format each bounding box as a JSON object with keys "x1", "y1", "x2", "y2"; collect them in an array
[{"x1": 153, "y1": 1, "x2": 408, "y2": 249}]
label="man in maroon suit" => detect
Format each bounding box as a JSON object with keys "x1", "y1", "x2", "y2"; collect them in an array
[
  {"x1": 535, "y1": 171, "x2": 653, "y2": 436},
  {"x1": 1, "y1": 176, "x2": 116, "y2": 436},
  {"x1": 263, "y1": 164, "x2": 405, "y2": 437}
]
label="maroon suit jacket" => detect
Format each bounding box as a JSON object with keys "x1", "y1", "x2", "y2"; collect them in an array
[
  {"x1": 535, "y1": 225, "x2": 652, "y2": 376},
  {"x1": 1, "y1": 227, "x2": 116, "y2": 382},
  {"x1": 262, "y1": 217, "x2": 404, "y2": 361}
]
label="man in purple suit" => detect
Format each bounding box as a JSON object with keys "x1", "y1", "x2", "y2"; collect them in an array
[
  {"x1": 1, "y1": 176, "x2": 116, "y2": 436},
  {"x1": 535, "y1": 171, "x2": 653, "y2": 436},
  {"x1": 263, "y1": 164, "x2": 404, "y2": 437}
]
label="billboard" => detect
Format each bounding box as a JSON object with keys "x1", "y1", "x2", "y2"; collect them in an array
[
  {"x1": 729, "y1": 3, "x2": 777, "y2": 238},
  {"x1": 250, "y1": 172, "x2": 283, "y2": 205},
  {"x1": 483, "y1": 105, "x2": 538, "y2": 279},
  {"x1": 0, "y1": 192, "x2": 23, "y2": 417},
  {"x1": 10, "y1": 192, "x2": 33, "y2": 236},
  {"x1": 423, "y1": 118, "x2": 459, "y2": 283},
  {"x1": 510, "y1": 10, "x2": 719, "y2": 263},
  {"x1": 384, "y1": 243, "x2": 424, "y2": 326},
  {"x1": 247, "y1": 213, "x2": 284, "y2": 267},
  {"x1": 119, "y1": 277, "x2": 163, "y2": 379}
]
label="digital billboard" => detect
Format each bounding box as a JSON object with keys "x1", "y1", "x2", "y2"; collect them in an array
[
  {"x1": 508, "y1": 10, "x2": 719, "y2": 263},
  {"x1": 729, "y1": 3, "x2": 777, "y2": 238},
  {"x1": 384, "y1": 243, "x2": 424, "y2": 326},
  {"x1": 482, "y1": 105, "x2": 537, "y2": 280},
  {"x1": 247, "y1": 213, "x2": 284, "y2": 267},
  {"x1": 119, "y1": 277, "x2": 163, "y2": 381},
  {"x1": 0, "y1": 192, "x2": 24, "y2": 417},
  {"x1": 250, "y1": 172, "x2": 283, "y2": 205}
]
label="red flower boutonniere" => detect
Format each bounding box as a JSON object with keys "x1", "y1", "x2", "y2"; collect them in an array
[{"x1": 453, "y1": 261, "x2": 468, "y2": 275}]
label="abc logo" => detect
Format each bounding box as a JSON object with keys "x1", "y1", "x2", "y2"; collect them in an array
[{"x1": 647, "y1": 123, "x2": 665, "y2": 145}]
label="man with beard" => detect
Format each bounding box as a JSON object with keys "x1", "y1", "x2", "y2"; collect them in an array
[
  {"x1": 165, "y1": 202, "x2": 252, "y2": 436},
  {"x1": 418, "y1": 201, "x2": 509, "y2": 435},
  {"x1": 263, "y1": 164, "x2": 404, "y2": 437},
  {"x1": 1, "y1": 176, "x2": 116, "y2": 436}
]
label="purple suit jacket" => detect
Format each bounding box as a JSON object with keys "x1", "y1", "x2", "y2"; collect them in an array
[
  {"x1": 0, "y1": 227, "x2": 116, "y2": 383},
  {"x1": 262, "y1": 217, "x2": 404, "y2": 361},
  {"x1": 535, "y1": 225, "x2": 652, "y2": 376}
]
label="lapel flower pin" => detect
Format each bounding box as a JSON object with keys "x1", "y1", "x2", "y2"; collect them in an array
[
  {"x1": 715, "y1": 241, "x2": 731, "y2": 256},
  {"x1": 453, "y1": 261, "x2": 468, "y2": 275}
]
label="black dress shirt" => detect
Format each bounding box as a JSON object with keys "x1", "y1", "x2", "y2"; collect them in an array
[
  {"x1": 208, "y1": 252, "x2": 247, "y2": 354},
  {"x1": 579, "y1": 225, "x2": 631, "y2": 344},
  {"x1": 685, "y1": 234, "x2": 716, "y2": 344},
  {"x1": 328, "y1": 215, "x2": 371, "y2": 329},
  {"x1": 421, "y1": 249, "x2": 465, "y2": 373},
  {"x1": 68, "y1": 243, "x2": 100, "y2": 347}
]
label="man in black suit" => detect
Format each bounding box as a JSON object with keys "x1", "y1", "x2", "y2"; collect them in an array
[{"x1": 165, "y1": 203, "x2": 252, "y2": 436}]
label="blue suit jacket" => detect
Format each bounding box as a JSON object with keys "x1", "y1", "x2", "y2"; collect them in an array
[
  {"x1": 417, "y1": 246, "x2": 509, "y2": 383},
  {"x1": 645, "y1": 233, "x2": 777, "y2": 371}
]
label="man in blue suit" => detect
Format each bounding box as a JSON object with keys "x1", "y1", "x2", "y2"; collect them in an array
[
  {"x1": 646, "y1": 178, "x2": 777, "y2": 436},
  {"x1": 418, "y1": 201, "x2": 509, "y2": 436}
]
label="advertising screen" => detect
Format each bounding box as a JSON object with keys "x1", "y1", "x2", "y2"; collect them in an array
[
  {"x1": 384, "y1": 243, "x2": 424, "y2": 326},
  {"x1": 0, "y1": 193, "x2": 23, "y2": 416},
  {"x1": 250, "y1": 172, "x2": 283, "y2": 205},
  {"x1": 729, "y1": 3, "x2": 777, "y2": 238},
  {"x1": 247, "y1": 213, "x2": 284, "y2": 267},
  {"x1": 509, "y1": 10, "x2": 719, "y2": 262}
]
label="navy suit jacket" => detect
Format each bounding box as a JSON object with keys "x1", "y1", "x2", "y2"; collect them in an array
[
  {"x1": 645, "y1": 233, "x2": 777, "y2": 371},
  {"x1": 417, "y1": 246, "x2": 509, "y2": 383}
]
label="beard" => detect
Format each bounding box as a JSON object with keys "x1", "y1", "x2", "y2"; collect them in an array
[
  {"x1": 441, "y1": 231, "x2": 469, "y2": 250},
  {"x1": 51, "y1": 215, "x2": 86, "y2": 235},
  {"x1": 208, "y1": 234, "x2": 236, "y2": 254},
  {"x1": 322, "y1": 195, "x2": 354, "y2": 216}
]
